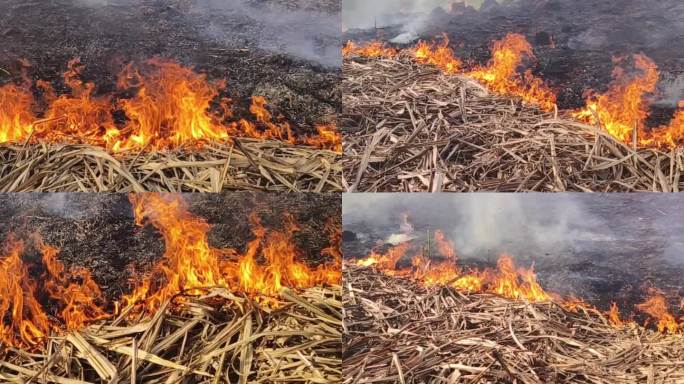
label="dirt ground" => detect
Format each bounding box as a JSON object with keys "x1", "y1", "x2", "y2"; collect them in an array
[
  {"x1": 0, "y1": 193, "x2": 340, "y2": 299},
  {"x1": 0, "y1": 0, "x2": 341, "y2": 132}
]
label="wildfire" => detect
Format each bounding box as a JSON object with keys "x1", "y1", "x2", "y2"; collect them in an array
[
  {"x1": 352, "y1": 228, "x2": 681, "y2": 333},
  {"x1": 342, "y1": 41, "x2": 397, "y2": 58},
  {"x1": 413, "y1": 36, "x2": 461, "y2": 74},
  {"x1": 0, "y1": 237, "x2": 51, "y2": 349},
  {"x1": 0, "y1": 195, "x2": 341, "y2": 349},
  {"x1": 636, "y1": 290, "x2": 680, "y2": 334},
  {"x1": 122, "y1": 194, "x2": 340, "y2": 313},
  {"x1": 466, "y1": 33, "x2": 557, "y2": 111},
  {"x1": 345, "y1": 35, "x2": 684, "y2": 146},
  {"x1": 0, "y1": 58, "x2": 341, "y2": 152},
  {"x1": 570, "y1": 54, "x2": 684, "y2": 148}
]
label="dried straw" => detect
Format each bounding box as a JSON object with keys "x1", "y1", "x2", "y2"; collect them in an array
[
  {"x1": 343, "y1": 264, "x2": 684, "y2": 384},
  {"x1": 0, "y1": 285, "x2": 341, "y2": 384},
  {"x1": 0, "y1": 139, "x2": 342, "y2": 192},
  {"x1": 342, "y1": 57, "x2": 683, "y2": 192}
]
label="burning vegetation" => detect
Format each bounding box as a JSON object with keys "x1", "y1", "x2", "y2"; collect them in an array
[
  {"x1": 0, "y1": 193, "x2": 341, "y2": 383},
  {"x1": 344, "y1": 216, "x2": 684, "y2": 383},
  {"x1": 0, "y1": 58, "x2": 342, "y2": 192},
  {"x1": 342, "y1": 34, "x2": 684, "y2": 192}
]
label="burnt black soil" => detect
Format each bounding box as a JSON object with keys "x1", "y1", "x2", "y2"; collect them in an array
[
  {"x1": 0, "y1": 0, "x2": 341, "y2": 132},
  {"x1": 0, "y1": 193, "x2": 340, "y2": 300},
  {"x1": 344, "y1": 0, "x2": 683, "y2": 126}
]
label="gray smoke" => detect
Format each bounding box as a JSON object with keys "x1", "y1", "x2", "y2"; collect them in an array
[
  {"x1": 343, "y1": 194, "x2": 610, "y2": 262},
  {"x1": 342, "y1": 0, "x2": 500, "y2": 33},
  {"x1": 70, "y1": 0, "x2": 341, "y2": 67},
  {"x1": 193, "y1": 0, "x2": 341, "y2": 67}
]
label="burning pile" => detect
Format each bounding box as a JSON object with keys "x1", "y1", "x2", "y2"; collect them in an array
[
  {"x1": 0, "y1": 194, "x2": 341, "y2": 383},
  {"x1": 351, "y1": 229, "x2": 682, "y2": 334},
  {"x1": 343, "y1": 264, "x2": 684, "y2": 384},
  {"x1": 342, "y1": 35, "x2": 684, "y2": 192},
  {"x1": 0, "y1": 59, "x2": 342, "y2": 192}
]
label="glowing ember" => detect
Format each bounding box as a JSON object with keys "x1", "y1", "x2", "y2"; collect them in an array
[{"x1": 0, "y1": 58, "x2": 340, "y2": 152}]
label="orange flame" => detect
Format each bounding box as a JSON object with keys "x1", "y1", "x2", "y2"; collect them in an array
[
  {"x1": 40, "y1": 241, "x2": 108, "y2": 331},
  {"x1": 0, "y1": 237, "x2": 50, "y2": 349},
  {"x1": 122, "y1": 194, "x2": 340, "y2": 314},
  {"x1": 342, "y1": 41, "x2": 397, "y2": 58},
  {"x1": 413, "y1": 36, "x2": 461, "y2": 74},
  {"x1": 573, "y1": 54, "x2": 660, "y2": 145},
  {"x1": 433, "y1": 229, "x2": 456, "y2": 260},
  {"x1": 0, "y1": 58, "x2": 340, "y2": 152},
  {"x1": 636, "y1": 290, "x2": 680, "y2": 334},
  {"x1": 608, "y1": 302, "x2": 624, "y2": 328},
  {"x1": 304, "y1": 124, "x2": 342, "y2": 152},
  {"x1": 352, "y1": 226, "x2": 681, "y2": 333},
  {"x1": 467, "y1": 33, "x2": 556, "y2": 111}
]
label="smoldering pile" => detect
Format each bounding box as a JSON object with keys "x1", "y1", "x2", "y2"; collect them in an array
[
  {"x1": 343, "y1": 264, "x2": 684, "y2": 384},
  {"x1": 0, "y1": 140, "x2": 341, "y2": 192},
  {"x1": 0, "y1": 286, "x2": 341, "y2": 384},
  {"x1": 342, "y1": 56, "x2": 684, "y2": 192}
]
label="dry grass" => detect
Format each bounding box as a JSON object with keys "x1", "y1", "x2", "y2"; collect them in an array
[
  {"x1": 343, "y1": 264, "x2": 684, "y2": 384},
  {"x1": 342, "y1": 56, "x2": 683, "y2": 192},
  {"x1": 0, "y1": 139, "x2": 342, "y2": 192},
  {"x1": 0, "y1": 285, "x2": 341, "y2": 384}
]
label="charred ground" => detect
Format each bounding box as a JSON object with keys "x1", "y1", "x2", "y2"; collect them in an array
[
  {"x1": 0, "y1": 0, "x2": 341, "y2": 132},
  {"x1": 0, "y1": 193, "x2": 340, "y2": 300}
]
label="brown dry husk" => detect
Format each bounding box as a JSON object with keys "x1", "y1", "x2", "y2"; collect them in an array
[
  {"x1": 343, "y1": 264, "x2": 684, "y2": 384},
  {"x1": 0, "y1": 285, "x2": 341, "y2": 384},
  {"x1": 0, "y1": 139, "x2": 342, "y2": 192},
  {"x1": 342, "y1": 56, "x2": 684, "y2": 192}
]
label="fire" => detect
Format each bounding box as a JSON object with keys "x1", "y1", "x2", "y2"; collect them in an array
[
  {"x1": 488, "y1": 254, "x2": 550, "y2": 302},
  {"x1": 304, "y1": 124, "x2": 343, "y2": 152},
  {"x1": 0, "y1": 58, "x2": 340, "y2": 152},
  {"x1": 573, "y1": 54, "x2": 659, "y2": 145},
  {"x1": 0, "y1": 234, "x2": 107, "y2": 349},
  {"x1": 0, "y1": 83, "x2": 36, "y2": 143},
  {"x1": 413, "y1": 36, "x2": 461, "y2": 74},
  {"x1": 0, "y1": 237, "x2": 50, "y2": 349},
  {"x1": 352, "y1": 227, "x2": 681, "y2": 333},
  {"x1": 434, "y1": 229, "x2": 456, "y2": 260},
  {"x1": 355, "y1": 242, "x2": 411, "y2": 270},
  {"x1": 608, "y1": 302, "x2": 624, "y2": 328},
  {"x1": 40, "y1": 240, "x2": 108, "y2": 331},
  {"x1": 342, "y1": 41, "x2": 397, "y2": 58},
  {"x1": 636, "y1": 290, "x2": 680, "y2": 334},
  {"x1": 466, "y1": 33, "x2": 556, "y2": 111},
  {"x1": 122, "y1": 194, "x2": 340, "y2": 313}
]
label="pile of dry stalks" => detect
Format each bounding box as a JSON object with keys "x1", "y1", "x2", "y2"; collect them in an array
[
  {"x1": 342, "y1": 56, "x2": 684, "y2": 192},
  {"x1": 0, "y1": 286, "x2": 341, "y2": 384},
  {"x1": 0, "y1": 140, "x2": 342, "y2": 192},
  {"x1": 343, "y1": 264, "x2": 684, "y2": 384}
]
